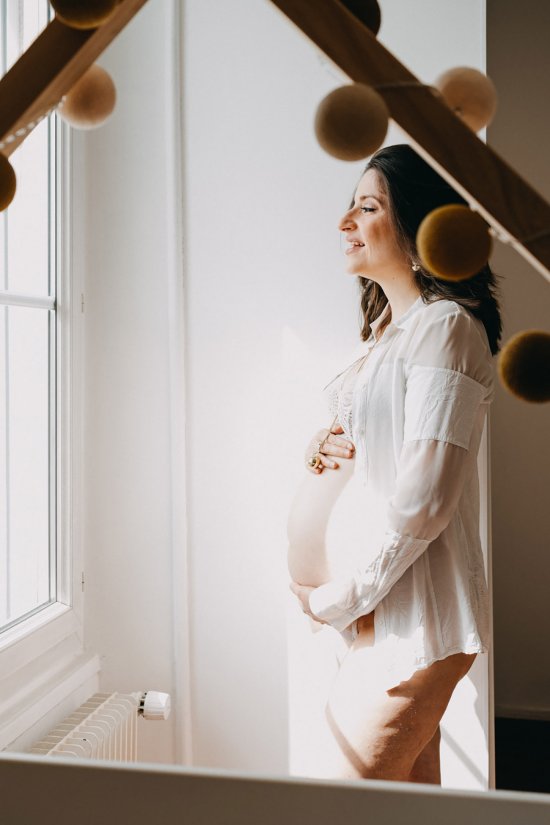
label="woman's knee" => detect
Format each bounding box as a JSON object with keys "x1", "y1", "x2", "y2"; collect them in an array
[{"x1": 407, "y1": 725, "x2": 442, "y2": 785}]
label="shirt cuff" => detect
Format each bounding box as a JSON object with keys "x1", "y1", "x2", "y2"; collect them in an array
[
  {"x1": 308, "y1": 530, "x2": 431, "y2": 633},
  {"x1": 308, "y1": 578, "x2": 359, "y2": 633}
]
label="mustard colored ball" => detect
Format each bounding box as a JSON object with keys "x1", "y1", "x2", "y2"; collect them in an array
[
  {"x1": 57, "y1": 64, "x2": 116, "y2": 130},
  {"x1": 434, "y1": 66, "x2": 497, "y2": 132},
  {"x1": 50, "y1": 0, "x2": 118, "y2": 29},
  {"x1": 416, "y1": 204, "x2": 492, "y2": 281},
  {"x1": 341, "y1": 0, "x2": 381, "y2": 35},
  {"x1": 497, "y1": 330, "x2": 550, "y2": 403},
  {"x1": 314, "y1": 83, "x2": 389, "y2": 161},
  {"x1": 0, "y1": 153, "x2": 16, "y2": 211}
]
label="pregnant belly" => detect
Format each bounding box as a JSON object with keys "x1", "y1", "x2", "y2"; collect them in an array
[{"x1": 287, "y1": 457, "x2": 386, "y2": 587}]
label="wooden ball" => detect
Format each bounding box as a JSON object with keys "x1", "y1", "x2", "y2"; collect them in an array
[
  {"x1": 341, "y1": 0, "x2": 381, "y2": 35},
  {"x1": 0, "y1": 153, "x2": 16, "y2": 211},
  {"x1": 57, "y1": 64, "x2": 116, "y2": 130},
  {"x1": 498, "y1": 330, "x2": 550, "y2": 403},
  {"x1": 314, "y1": 84, "x2": 389, "y2": 161},
  {"x1": 416, "y1": 204, "x2": 492, "y2": 281},
  {"x1": 434, "y1": 66, "x2": 497, "y2": 132},
  {"x1": 50, "y1": 0, "x2": 118, "y2": 29}
]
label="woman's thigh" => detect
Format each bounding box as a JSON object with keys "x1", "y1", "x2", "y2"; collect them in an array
[{"x1": 325, "y1": 638, "x2": 476, "y2": 782}]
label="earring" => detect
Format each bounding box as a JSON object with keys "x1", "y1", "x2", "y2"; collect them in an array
[{"x1": 411, "y1": 262, "x2": 421, "y2": 271}]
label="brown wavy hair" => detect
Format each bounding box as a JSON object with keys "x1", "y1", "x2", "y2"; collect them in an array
[{"x1": 353, "y1": 144, "x2": 503, "y2": 355}]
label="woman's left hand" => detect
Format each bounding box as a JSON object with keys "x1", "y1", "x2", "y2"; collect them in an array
[{"x1": 289, "y1": 581, "x2": 327, "y2": 624}]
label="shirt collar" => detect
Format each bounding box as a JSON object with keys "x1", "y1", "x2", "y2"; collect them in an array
[{"x1": 370, "y1": 294, "x2": 423, "y2": 335}]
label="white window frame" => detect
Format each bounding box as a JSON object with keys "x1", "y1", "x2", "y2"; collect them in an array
[{"x1": 0, "y1": 116, "x2": 99, "y2": 751}]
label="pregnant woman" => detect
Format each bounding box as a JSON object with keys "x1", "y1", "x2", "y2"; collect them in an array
[{"x1": 287, "y1": 144, "x2": 502, "y2": 784}]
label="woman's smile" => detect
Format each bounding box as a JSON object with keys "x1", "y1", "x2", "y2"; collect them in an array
[{"x1": 345, "y1": 240, "x2": 366, "y2": 255}]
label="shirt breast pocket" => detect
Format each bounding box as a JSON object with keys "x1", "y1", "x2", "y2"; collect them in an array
[{"x1": 403, "y1": 364, "x2": 487, "y2": 449}]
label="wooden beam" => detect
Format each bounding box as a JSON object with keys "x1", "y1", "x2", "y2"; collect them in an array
[
  {"x1": 0, "y1": 0, "x2": 150, "y2": 156},
  {"x1": 269, "y1": 0, "x2": 550, "y2": 284}
]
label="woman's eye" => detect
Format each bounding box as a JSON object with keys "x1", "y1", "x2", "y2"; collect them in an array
[{"x1": 360, "y1": 206, "x2": 376, "y2": 213}]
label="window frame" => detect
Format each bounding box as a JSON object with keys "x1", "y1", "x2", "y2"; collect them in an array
[{"x1": 0, "y1": 115, "x2": 96, "y2": 749}]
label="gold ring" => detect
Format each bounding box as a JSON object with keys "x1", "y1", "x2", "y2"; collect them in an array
[{"x1": 307, "y1": 453, "x2": 322, "y2": 469}]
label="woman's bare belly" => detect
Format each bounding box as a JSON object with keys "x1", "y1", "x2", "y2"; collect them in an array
[{"x1": 287, "y1": 455, "x2": 386, "y2": 591}]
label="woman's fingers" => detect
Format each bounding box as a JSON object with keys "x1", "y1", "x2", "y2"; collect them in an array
[
  {"x1": 324, "y1": 434, "x2": 355, "y2": 457},
  {"x1": 305, "y1": 428, "x2": 355, "y2": 473}
]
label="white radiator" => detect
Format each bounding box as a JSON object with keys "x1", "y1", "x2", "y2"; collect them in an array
[{"x1": 28, "y1": 691, "x2": 170, "y2": 761}]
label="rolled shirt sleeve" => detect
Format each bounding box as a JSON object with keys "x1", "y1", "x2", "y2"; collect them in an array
[{"x1": 308, "y1": 310, "x2": 492, "y2": 632}]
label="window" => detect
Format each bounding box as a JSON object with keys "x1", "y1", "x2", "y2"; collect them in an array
[
  {"x1": 0, "y1": 3, "x2": 93, "y2": 751},
  {"x1": 0, "y1": 0, "x2": 57, "y2": 634}
]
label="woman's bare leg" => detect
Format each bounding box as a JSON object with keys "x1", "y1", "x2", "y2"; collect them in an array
[
  {"x1": 322, "y1": 631, "x2": 476, "y2": 782},
  {"x1": 407, "y1": 725, "x2": 441, "y2": 784}
]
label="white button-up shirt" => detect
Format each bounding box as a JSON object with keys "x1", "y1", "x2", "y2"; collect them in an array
[{"x1": 309, "y1": 294, "x2": 494, "y2": 688}]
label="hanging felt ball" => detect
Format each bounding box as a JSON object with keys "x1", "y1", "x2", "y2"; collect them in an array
[
  {"x1": 0, "y1": 153, "x2": 16, "y2": 211},
  {"x1": 314, "y1": 83, "x2": 389, "y2": 161},
  {"x1": 341, "y1": 0, "x2": 381, "y2": 35},
  {"x1": 497, "y1": 330, "x2": 550, "y2": 403},
  {"x1": 434, "y1": 66, "x2": 497, "y2": 132},
  {"x1": 57, "y1": 64, "x2": 116, "y2": 130},
  {"x1": 416, "y1": 204, "x2": 492, "y2": 281},
  {"x1": 50, "y1": 0, "x2": 118, "y2": 30}
]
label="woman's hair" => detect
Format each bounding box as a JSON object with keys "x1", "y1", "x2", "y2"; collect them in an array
[{"x1": 354, "y1": 144, "x2": 503, "y2": 355}]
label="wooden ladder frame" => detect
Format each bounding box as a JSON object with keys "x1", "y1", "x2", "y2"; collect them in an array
[
  {"x1": 0, "y1": 0, "x2": 549, "y2": 286},
  {"x1": 0, "y1": 0, "x2": 150, "y2": 156}
]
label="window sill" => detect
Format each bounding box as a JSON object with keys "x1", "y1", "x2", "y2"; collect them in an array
[
  {"x1": 0, "y1": 602, "x2": 100, "y2": 751},
  {"x1": 0, "y1": 602, "x2": 73, "y2": 655}
]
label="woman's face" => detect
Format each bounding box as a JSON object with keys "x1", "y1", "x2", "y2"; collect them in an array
[{"x1": 338, "y1": 168, "x2": 410, "y2": 281}]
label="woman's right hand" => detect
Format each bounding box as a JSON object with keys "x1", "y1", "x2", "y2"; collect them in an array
[{"x1": 305, "y1": 424, "x2": 355, "y2": 474}]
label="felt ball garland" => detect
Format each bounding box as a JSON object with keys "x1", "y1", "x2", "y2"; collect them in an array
[
  {"x1": 416, "y1": 204, "x2": 492, "y2": 281},
  {"x1": 50, "y1": 0, "x2": 118, "y2": 30},
  {"x1": 57, "y1": 64, "x2": 117, "y2": 129},
  {"x1": 434, "y1": 66, "x2": 497, "y2": 132},
  {"x1": 0, "y1": 153, "x2": 16, "y2": 211},
  {"x1": 498, "y1": 331, "x2": 550, "y2": 403},
  {"x1": 314, "y1": 83, "x2": 389, "y2": 161}
]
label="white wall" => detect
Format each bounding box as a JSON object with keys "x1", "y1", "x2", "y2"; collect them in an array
[
  {"x1": 182, "y1": 0, "x2": 489, "y2": 786},
  {"x1": 78, "y1": 0, "x2": 182, "y2": 763},
  {"x1": 486, "y1": 0, "x2": 550, "y2": 719}
]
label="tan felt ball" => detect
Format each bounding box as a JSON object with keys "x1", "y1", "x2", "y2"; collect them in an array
[
  {"x1": 498, "y1": 331, "x2": 550, "y2": 403},
  {"x1": 434, "y1": 66, "x2": 497, "y2": 132},
  {"x1": 0, "y1": 153, "x2": 16, "y2": 212},
  {"x1": 417, "y1": 204, "x2": 492, "y2": 281},
  {"x1": 341, "y1": 0, "x2": 381, "y2": 35},
  {"x1": 51, "y1": 0, "x2": 118, "y2": 30},
  {"x1": 314, "y1": 84, "x2": 389, "y2": 161},
  {"x1": 58, "y1": 64, "x2": 116, "y2": 130}
]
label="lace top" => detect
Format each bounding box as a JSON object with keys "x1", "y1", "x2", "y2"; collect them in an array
[{"x1": 324, "y1": 329, "x2": 380, "y2": 442}]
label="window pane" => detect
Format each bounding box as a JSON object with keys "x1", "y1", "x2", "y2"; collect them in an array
[
  {"x1": 1, "y1": 0, "x2": 52, "y2": 296},
  {"x1": 0, "y1": 305, "x2": 53, "y2": 626},
  {"x1": 5, "y1": 118, "x2": 50, "y2": 295}
]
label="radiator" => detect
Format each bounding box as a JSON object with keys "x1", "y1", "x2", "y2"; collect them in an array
[{"x1": 28, "y1": 691, "x2": 170, "y2": 761}]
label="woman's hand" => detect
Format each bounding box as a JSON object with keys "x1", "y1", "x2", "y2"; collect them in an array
[
  {"x1": 305, "y1": 423, "x2": 355, "y2": 474},
  {"x1": 289, "y1": 581, "x2": 328, "y2": 624}
]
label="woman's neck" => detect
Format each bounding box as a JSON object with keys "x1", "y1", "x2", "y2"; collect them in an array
[{"x1": 385, "y1": 287, "x2": 421, "y2": 326}]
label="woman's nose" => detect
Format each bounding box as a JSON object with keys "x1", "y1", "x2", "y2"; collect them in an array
[{"x1": 338, "y1": 210, "x2": 356, "y2": 232}]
